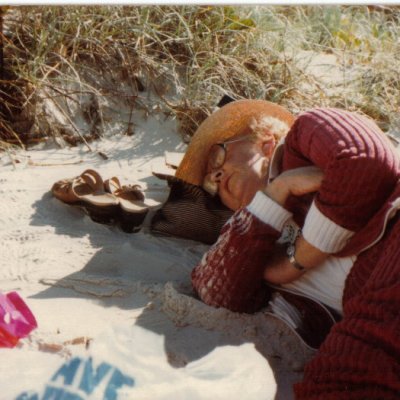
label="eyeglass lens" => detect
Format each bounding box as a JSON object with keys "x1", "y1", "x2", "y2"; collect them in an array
[{"x1": 208, "y1": 144, "x2": 226, "y2": 170}]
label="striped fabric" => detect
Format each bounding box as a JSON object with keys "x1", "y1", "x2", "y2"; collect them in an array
[{"x1": 150, "y1": 176, "x2": 233, "y2": 244}]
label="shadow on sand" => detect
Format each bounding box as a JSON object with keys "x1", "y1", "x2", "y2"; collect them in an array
[{"x1": 29, "y1": 188, "x2": 305, "y2": 400}]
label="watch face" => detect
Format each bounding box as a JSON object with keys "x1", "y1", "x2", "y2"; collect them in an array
[{"x1": 286, "y1": 243, "x2": 295, "y2": 258}]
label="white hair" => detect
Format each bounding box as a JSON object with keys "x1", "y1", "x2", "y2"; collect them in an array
[{"x1": 249, "y1": 116, "x2": 290, "y2": 142}]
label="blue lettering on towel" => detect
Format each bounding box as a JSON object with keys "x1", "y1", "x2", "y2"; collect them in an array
[
  {"x1": 78, "y1": 357, "x2": 112, "y2": 394},
  {"x1": 16, "y1": 357, "x2": 135, "y2": 400}
]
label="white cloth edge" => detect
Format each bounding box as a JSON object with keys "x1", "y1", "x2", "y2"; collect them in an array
[
  {"x1": 246, "y1": 191, "x2": 293, "y2": 232},
  {"x1": 302, "y1": 201, "x2": 355, "y2": 253}
]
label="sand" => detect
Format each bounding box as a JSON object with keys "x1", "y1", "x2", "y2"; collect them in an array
[{"x1": 0, "y1": 91, "x2": 315, "y2": 400}]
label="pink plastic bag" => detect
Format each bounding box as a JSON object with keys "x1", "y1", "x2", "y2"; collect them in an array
[{"x1": 0, "y1": 292, "x2": 38, "y2": 348}]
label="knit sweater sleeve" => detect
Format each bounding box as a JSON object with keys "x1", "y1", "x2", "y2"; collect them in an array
[
  {"x1": 294, "y1": 216, "x2": 400, "y2": 399},
  {"x1": 191, "y1": 192, "x2": 292, "y2": 313},
  {"x1": 283, "y1": 108, "x2": 400, "y2": 253}
]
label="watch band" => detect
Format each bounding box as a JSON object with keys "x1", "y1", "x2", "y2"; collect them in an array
[
  {"x1": 286, "y1": 230, "x2": 306, "y2": 272},
  {"x1": 287, "y1": 250, "x2": 306, "y2": 271}
]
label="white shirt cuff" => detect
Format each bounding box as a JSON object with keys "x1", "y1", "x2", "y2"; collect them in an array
[
  {"x1": 302, "y1": 201, "x2": 355, "y2": 253},
  {"x1": 246, "y1": 191, "x2": 293, "y2": 232}
]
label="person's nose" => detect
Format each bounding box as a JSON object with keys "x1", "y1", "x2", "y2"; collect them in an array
[{"x1": 209, "y1": 169, "x2": 224, "y2": 183}]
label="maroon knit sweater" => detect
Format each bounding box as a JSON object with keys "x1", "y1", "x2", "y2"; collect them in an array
[{"x1": 191, "y1": 108, "x2": 400, "y2": 398}]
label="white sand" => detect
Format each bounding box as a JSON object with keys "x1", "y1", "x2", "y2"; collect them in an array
[{"x1": 0, "y1": 93, "x2": 314, "y2": 400}]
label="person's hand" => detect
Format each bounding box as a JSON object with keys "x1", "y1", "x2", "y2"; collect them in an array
[
  {"x1": 263, "y1": 166, "x2": 324, "y2": 206},
  {"x1": 263, "y1": 235, "x2": 329, "y2": 284}
]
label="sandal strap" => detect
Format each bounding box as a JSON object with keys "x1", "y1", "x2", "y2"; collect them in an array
[
  {"x1": 103, "y1": 176, "x2": 121, "y2": 194},
  {"x1": 104, "y1": 177, "x2": 145, "y2": 201},
  {"x1": 116, "y1": 185, "x2": 145, "y2": 201},
  {"x1": 72, "y1": 169, "x2": 104, "y2": 194},
  {"x1": 72, "y1": 169, "x2": 104, "y2": 191}
]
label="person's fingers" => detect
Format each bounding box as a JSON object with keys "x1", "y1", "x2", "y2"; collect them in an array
[{"x1": 277, "y1": 166, "x2": 324, "y2": 196}]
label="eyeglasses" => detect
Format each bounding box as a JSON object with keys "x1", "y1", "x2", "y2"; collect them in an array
[
  {"x1": 207, "y1": 133, "x2": 255, "y2": 170},
  {"x1": 203, "y1": 133, "x2": 254, "y2": 195}
]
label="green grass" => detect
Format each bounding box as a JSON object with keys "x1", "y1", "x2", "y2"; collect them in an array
[{"x1": 1, "y1": 5, "x2": 400, "y2": 148}]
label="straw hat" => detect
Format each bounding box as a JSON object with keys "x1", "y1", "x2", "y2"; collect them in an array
[{"x1": 175, "y1": 99, "x2": 295, "y2": 186}]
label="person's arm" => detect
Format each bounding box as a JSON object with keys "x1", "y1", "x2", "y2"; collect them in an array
[
  {"x1": 283, "y1": 109, "x2": 400, "y2": 256},
  {"x1": 263, "y1": 235, "x2": 328, "y2": 284},
  {"x1": 262, "y1": 166, "x2": 329, "y2": 284},
  {"x1": 263, "y1": 108, "x2": 399, "y2": 284},
  {"x1": 191, "y1": 166, "x2": 326, "y2": 311},
  {"x1": 192, "y1": 193, "x2": 293, "y2": 313}
]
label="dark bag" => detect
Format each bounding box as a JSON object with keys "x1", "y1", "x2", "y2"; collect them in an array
[{"x1": 150, "y1": 175, "x2": 233, "y2": 244}]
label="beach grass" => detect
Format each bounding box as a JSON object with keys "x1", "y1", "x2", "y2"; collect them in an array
[{"x1": 1, "y1": 5, "x2": 400, "y2": 147}]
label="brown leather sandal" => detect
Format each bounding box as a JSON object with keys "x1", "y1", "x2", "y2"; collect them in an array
[
  {"x1": 104, "y1": 177, "x2": 149, "y2": 233},
  {"x1": 51, "y1": 169, "x2": 119, "y2": 224}
]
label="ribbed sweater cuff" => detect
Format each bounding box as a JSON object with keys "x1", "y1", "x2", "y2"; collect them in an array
[
  {"x1": 246, "y1": 191, "x2": 293, "y2": 232},
  {"x1": 302, "y1": 201, "x2": 355, "y2": 253}
]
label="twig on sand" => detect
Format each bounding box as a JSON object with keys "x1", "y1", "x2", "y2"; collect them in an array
[
  {"x1": 27, "y1": 159, "x2": 83, "y2": 167},
  {"x1": 37, "y1": 336, "x2": 93, "y2": 354}
]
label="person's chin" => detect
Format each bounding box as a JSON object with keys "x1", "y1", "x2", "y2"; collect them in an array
[
  {"x1": 219, "y1": 180, "x2": 258, "y2": 210},
  {"x1": 240, "y1": 184, "x2": 260, "y2": 206},
  {"x1": 222, "y1": 193, "x2": 256, "y2": 211},
  {"x1": 219, "y1": 192, "x2": 241, "y2": 211}
]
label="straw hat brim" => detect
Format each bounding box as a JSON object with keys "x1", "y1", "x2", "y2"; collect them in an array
[{"x1": 175, "y1": 99, "x2": 295, "y2": 186}]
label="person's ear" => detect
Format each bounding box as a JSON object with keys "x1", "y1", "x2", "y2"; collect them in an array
[{"x1": 261, "y1": 137, "x2": 276, "y2": 157}]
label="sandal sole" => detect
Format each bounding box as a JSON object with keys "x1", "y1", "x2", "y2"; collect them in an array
[
  {"x1": 66, "y1": 201, "x2": 119, "y2": 225},
  {"x1": 119, "y1": 208, "x2": 149, "y2": 233}
]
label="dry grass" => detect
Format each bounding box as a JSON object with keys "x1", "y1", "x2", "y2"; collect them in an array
[{"x1": 1, "y1": 5, "x2": 400, "y2": 148}]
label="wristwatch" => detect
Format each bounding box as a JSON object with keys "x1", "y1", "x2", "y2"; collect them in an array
[{"x1": 286, "y1": 236, "x2": 306, "y2": 272}]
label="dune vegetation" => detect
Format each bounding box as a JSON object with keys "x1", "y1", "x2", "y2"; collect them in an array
[{"x1": 1, "y1": 5, "x2": 400, "y2": 149}]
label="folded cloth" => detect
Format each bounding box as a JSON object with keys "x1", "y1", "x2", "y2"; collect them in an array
[
  {"x1": 150, "y1": 174, "x2": 233, "y2": 244},
  {"x1": 266, "y1": 287, "x2": 339, "y2": 350}
]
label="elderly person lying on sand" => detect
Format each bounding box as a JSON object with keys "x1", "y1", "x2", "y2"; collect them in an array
[{"x1": 174, "y1": 100, "x2": 400, "y2": 399}]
